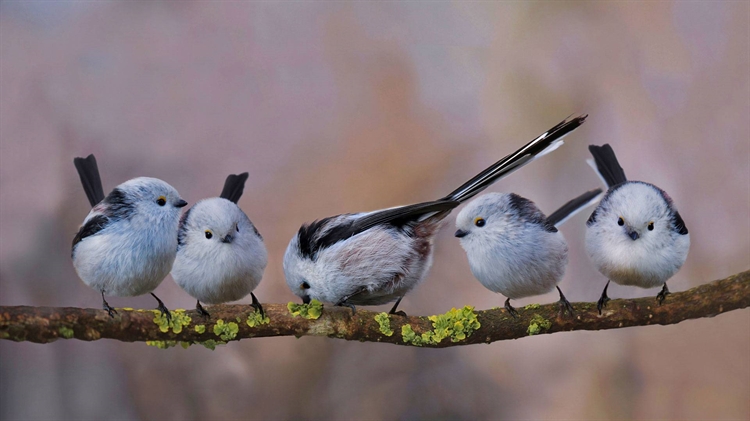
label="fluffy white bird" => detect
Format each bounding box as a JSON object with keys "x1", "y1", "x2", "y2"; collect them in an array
[
  {"x1": 454, "y1": 189, "x2": 602, "y2": 317},
  {"x1": 171, "y1": 173, "x2": 267, "y2": 317},
  {"x1": 72, "y1": 154, "x2": 188, "y2": 319},
  {"x1": 283, "y1": 115, "x2": 588, "y2": 314},
  {"x1": 585, "y1": 144, "x2": 690, "y2": 313}
]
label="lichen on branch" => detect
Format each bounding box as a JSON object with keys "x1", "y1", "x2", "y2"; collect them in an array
[{"x1": 0, "y1": 270, "x2": 748, "y2": 348}]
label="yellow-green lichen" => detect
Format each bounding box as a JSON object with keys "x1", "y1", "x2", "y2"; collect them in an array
[
  {"x1": 0, "y1": 331, "x2": 9, "y2": 340},
  {"x1": 180, "y1": 341, "x2": 191, "y2": 349},
  {"x1": 374, "y1": 313, "x2": 394, "y2": 336},
  {"x1": 247, "y1": 311, "x2": 270, "y2": 327},
  {"x1": 200, "y1": 339, "x2": 226, "y2": 350},
  {"x1": 213, "y1": 319, "x2": 239, "y2": 341},
  {"x1": 401, "y1": 324, "x2": 430, "y2": 346},
  {"x1": 523, "y1": 303, "x2": 541, "y2": 310},
  {"x1": 527, "y1": 314, "x2": 552, "y2": 336},
  {"x1": 152, "y1": 309, "x2": 192, "y2": 334},
  {"x1": 287, "y1": 300, "x2": 323, "y2": 319},
  {"x1": 58, "y1": 326, "x2": 74, "y2": 339},
  {"x1": 401, "y1": 306, "x2": 481, "y2": 346},
  {"x1": 146, "y1": 340, "x2": 178, "y2": 349},
  {"x1": 429, "y1": 306, "x2": 481, "y2": 342},
  {"x1": 194, "y1": 325, "x2": 206, "y2": 334}
]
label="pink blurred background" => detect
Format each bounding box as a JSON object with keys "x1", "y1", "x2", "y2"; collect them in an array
[{"x1": 1, "y1": 2, "x2": 748, "y2": 420}]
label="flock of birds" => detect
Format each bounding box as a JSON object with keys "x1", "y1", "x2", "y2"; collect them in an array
[{"x1": 70, "y1": 115, "x2": 690, "y2": 321}]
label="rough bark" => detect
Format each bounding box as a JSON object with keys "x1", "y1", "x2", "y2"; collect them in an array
[{"x1": 1, "y1": 270, "x2": 748, "y2": 348}]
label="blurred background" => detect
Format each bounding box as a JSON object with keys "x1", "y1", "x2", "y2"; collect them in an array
[{"x1": 1, "y1": 2, "x2": 748, "y2": 420}]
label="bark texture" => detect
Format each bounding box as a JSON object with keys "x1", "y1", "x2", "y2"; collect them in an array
[{"x1": 1, "y1": 270, "x2": 748, "y2": 348}]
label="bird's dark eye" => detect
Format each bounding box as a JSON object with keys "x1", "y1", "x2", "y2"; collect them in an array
[
  {"x1": 157, "y1": 196, "x2": 166, "y2": 206},
  {"x1": 205, "y1": 230, "x2": 213, "y2": 239},
  {"x1": 648, "y1": 222, "x2": 654, "y2": 231},
  {"x1": 474, "y1": 218, "x2": 486, "y2": 227},
  {"x1": 617, "y1": 217, "x2": 624, "y2": 226},
  {"x1": 301, "y1": 282, "x2": 310, "y2": 290}
]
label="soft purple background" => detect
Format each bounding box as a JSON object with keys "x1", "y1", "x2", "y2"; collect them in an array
[{"x1": 1, "y1": 2, "x2": 748, "y2": 420}]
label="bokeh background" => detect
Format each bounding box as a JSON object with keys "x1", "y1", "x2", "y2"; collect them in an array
[{"x1": 1, "y1": 2, "x2": 748, "y2": 420}]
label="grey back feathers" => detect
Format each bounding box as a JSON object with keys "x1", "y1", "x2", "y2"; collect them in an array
[
  {"x1": 74, "y1": 154, "x2": 106, "y2": 207},
  {"x1": 71, "y1": 188, "x2": 137, "y2": 251},
  {"x1": 588, "y1": 144, "x2": 627, "y2": 187},
  {"x1": 297, "y1": 200, "x2": 460, "y2": 260},
  {"x1": 220, "y1": 172, "x2": 249, "y2": 204},
  {"x1": 507, "y1": 193, "x2": 558, "y2": 233},
  {"x1": 443, "y1": 115, "x2": 587, "y2": 203}
]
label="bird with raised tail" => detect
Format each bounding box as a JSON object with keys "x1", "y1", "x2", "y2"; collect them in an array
[
  {"x1": 72, "y1": 155, "x2": 188, "y2": 320},
  {"x1": 171, "y1": 173, "x2": 267, "y2": 318},
  {"x1": 585, "y1": 144, "x2": 690, "y2": 314}
]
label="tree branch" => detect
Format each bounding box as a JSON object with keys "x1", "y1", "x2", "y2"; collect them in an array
[{"x1": 1, "y1": 270, "x2": 748, "y2": 348}]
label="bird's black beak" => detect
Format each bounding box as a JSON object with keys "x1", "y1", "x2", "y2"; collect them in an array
[
  {"x1": 175, "y1": 199, "x2": 188, "y2": 208},
  {"x1": 628, "y1": 230, "x2": 639, "y2": 241},
  {"x1": 222, "y1": 234, "x2": 233, "y2": 244},
  {"x1": 455, "y1": 229, "x2": 469, "y2": 238},
  {"x1": 302, "y1": 295, "x2": 311, "y2": 304}
]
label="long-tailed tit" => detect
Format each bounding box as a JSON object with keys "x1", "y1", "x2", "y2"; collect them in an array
[
  {"x1": 454, "y1": 189, "x2": 602, "y2": 317},
  {"x1": 171, "y1": 173, "x2": 267, "y2": 318},
  {"x1": 283, "y1": 115, "x2": 588, "y2": 314},
  {"x1": 585, "y1": 144, "x2": 690, "y2": 313},
  {"x1": 72, "y1": 155, "x2": 188, "y2": 320}
]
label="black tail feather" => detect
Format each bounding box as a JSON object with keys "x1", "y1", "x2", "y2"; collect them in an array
[
  {"x1": 443, "y1": 115, "x2": 587, "y2": 203},
  {"x1": 74, "y1": 154, "x2": 105, "y2": 207},
  {"x1": 546, "y1": 188, "x2": 603, "y2": 227},
  {"x1": 220, "y1": 172, "x2": 249, "y2": 203},
  {"x1": 588, "y1": 144, "x2": 627, "y2": 187}
]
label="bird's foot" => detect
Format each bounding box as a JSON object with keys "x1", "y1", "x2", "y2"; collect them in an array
[
  {"x1": 556, "y1": 286, "x2": 575, "y2": 317},
  {"x1": 101, "y1": 292, "x2": 117, "y2": 318},
  {"x1": 388, "y1": 297, "x2": 407, "y2": 317},
  {"x1": 504, "y1": 298, "x2": 519, "y2": 319},
  {"x1": 250, "y1": 293, "x2": 265, "y2": 318},
  {"x1": 597, "y1": 280, "x2": 611, "y2": 315},
  {"x1": 335, "y1": 301, "x2": 356, "y2": 314},
  {"x1": 656, "y1": 283, "x2": 670, "y2": 305},
  {"x1": 151, "y1": 293, "x2": 172, "y2": 323},
  {"x1": 196, "y1": 301, "x2": 210, "y2": 318}
]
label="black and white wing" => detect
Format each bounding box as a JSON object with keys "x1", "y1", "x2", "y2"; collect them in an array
[
  {"x1": 297, "y1": 200, "x2": 459, "y2": 260},
  {"x1": 443, "y1": 115, "x2": 587, "y2": 203}
]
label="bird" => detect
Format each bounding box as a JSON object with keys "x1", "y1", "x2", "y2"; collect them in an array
[
  {"x1": 171, "y1": 173, "x2": 267, "y2": 318},
  {"x1": 454, "y1": 188, "x2": 602, "y2": 317},
  {"x1": 585, "y1": 144, "x2": 690, "y2": 314},
  {"x1": 283, "y1": 115, "x2": 588, "y2": 315},
  {"x1": 72, "y1": 154, "x2": 188, "y2": 320}
]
